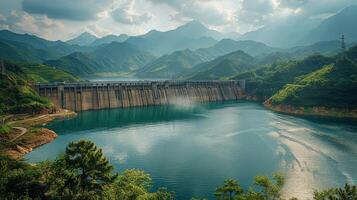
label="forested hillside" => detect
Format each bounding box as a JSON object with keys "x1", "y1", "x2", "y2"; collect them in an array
[{"x1": 0, "y1": 61, "x2": 79, "y2": 114}]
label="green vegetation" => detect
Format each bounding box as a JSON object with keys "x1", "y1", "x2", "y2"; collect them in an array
[
  {"x1": 232, "y1": 54, "x2": 333, "y2": 99},
  {"x1": 0, "y1": 60, "x2": 81, "y2": 114},
  {"x1": 0, "y1": 72, "x2": 52, "y2": 114},
  {"x1": 20, "y1": 63, "x2": 79, "y2": 83},
  {"x1": 213, "y1": 173, "x2": 285, "y2": 200},
  {"x1": 45, "y1": 42, "x2": 156, "y2": 76},
  {"x1": 313, "y1": 184, "x2": 357, "y2": 200},
  {"x1": 136, "y1": 49, "x2": 209, "y2": 78},
  {"x1": 0, "y1": 140, "x2": 174, "y2": 200},
  {"x1": 0, "y1": 124, "x2": 11, "y2": 135},
  {"x1": 1, "y1": 140, "x2": 355, "y2": 200},
  {"x1": 270, "y1": 57, "x2": 357, "y2": 108},
  {"x1": 185, "y1": 50, "x2": 256, "y2": 80}
]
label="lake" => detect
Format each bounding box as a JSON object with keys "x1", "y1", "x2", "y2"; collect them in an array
[{"x1": 25, "y1": 101, "x2": 357, "y2": 199}]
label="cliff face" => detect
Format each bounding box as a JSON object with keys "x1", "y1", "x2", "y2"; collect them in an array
[{"x1": 38, "y1": 82, "x2": 245, "y2": 112}]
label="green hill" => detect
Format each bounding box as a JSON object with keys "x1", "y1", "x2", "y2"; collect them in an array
[
  {"x1": 196, "y1": 39, "x2": 278, "y2": 57},
  {"x1": 184, "y1": 50, "x2": 256, "y2": 80},
  {"x1": 0, "y1": 62, "x2": 51, "y2": 114},
  {"x1": 0, "y1": 60, "x2": 80, "y2": 114},
  {"x1": 0, "y1": 39, "x2": 52, "y2": 63},
  {"x1": 269, "y1": 58, "x2": 357, "y2": 108},
  {"x1": 20, "y1": 63, "x2": 79, "y2": 83},
  {"x1": 232, "y1": 54, "x2": 334, "y2": 99},
  {"x1": 265, "y1": 57, "x2": 357, "y2": 118},
  {"x1": 45, "y1": 52, "x2": 103, "y2": 76},
  {"x1": 136, "y1": 49, "x2": 209, "y2": 78},
  {"x1": 45, "y1": 42, "x2": 156, "y2": 76}
]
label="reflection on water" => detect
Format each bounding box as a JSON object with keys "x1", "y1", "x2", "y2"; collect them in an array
[{"x1": 26, "y1": 102, "x2": 357, "y2": 200}]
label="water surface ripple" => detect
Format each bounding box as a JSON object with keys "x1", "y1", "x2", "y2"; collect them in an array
[{"x1": 26, "y1": 102, "x2": 357, "y2": 199}]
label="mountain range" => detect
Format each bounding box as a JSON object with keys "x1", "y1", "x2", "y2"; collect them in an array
[
  {"x1": 66, "y1": 32, "x2": 98, "y2": 46},
  {"x1": 0, "y1": 6, "x2": 356, "y2": 80},
  {"x1": 45, "y1": 42, "x2": 155, "y2": 76},
  {"x1": 241, "y1": 4, "x2": 357, "y2": 48}
]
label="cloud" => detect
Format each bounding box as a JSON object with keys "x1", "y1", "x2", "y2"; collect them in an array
[
  {"x1": 0, "y1": 10, "x2": 64, "y2": 39},
  {"x1": 22, "y1": 0, "x2": 114, "y2": 21},
  {"x1": 238, "y1": 0, "x2": 275, "y2": 25},
  {"x1": 112, "y1": 0, "x2": 152, "y2": 25},
  {"x1": 148, "y1": 0, "x2": 237, "y2": 26},
  {"x1": 278, "y1": 0, "x2": 309, "y2": 9}
]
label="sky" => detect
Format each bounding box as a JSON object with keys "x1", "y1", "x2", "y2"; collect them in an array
[{"x1": 0, "y1": 0, "x2": 356, "y2": 41}]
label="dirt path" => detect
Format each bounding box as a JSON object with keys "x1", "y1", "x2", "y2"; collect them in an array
[{"x1": 10, "y1": 127, "x2": 27, "y2": 142}]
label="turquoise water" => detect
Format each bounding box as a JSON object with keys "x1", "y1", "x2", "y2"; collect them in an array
[{"x1": 25, "y1": 102, "x2": 357, "y2": 199}]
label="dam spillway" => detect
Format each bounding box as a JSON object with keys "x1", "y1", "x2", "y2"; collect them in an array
[{"x1": 35, "y1": 80, "x2": 246, "y2": 112}]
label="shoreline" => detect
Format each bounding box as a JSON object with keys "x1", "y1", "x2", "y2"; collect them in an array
[
  {"x1": 264, "y1": 100, "x2": 357, "y2": 120},
  {"x1": 0, "y1": 109, "x2": 77, "y2": 159}
]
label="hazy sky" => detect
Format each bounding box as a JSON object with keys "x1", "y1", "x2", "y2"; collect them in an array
[{"x1": 0, "y1": 0, "x2": 356, "y2": 41}]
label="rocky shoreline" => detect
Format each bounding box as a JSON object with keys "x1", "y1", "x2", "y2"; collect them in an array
[
  {"x1": 0, "y1": 110, "x2": 76, "y2": 159},
  {"x1": 264, "y1": 100, "x2": 357, "y2": 119}
]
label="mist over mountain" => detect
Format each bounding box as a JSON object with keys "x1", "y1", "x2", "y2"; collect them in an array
[
  {"x1": 66, "y1": 32, "x2": 98, "y2": 46},
  {"x1": 45, "y1": 42, "x2": 155, "y2": 76},
  {"x1": 136, "y1": 49, "x2": 209, "y2": 78},
  {"x1": 241, "y1": 5, "x2": 357, "y2": 48},
  {"x1": 183, "y1": 50, "x2": 256, "y2": 80},
  {"x1": 90, "y1": 34, "x2": 129, "y2": 46},
  {"x1": 0, "y1": 30, "x2": 93, "y2": 61},
  {"x1": 125, "y1": 21, "x2": 219, "y2": 56},
  {"x1": 301, "y1": 5, "x2": 357, "y2": 45}
]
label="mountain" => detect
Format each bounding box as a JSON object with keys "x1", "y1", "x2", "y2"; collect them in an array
[
  {"x1": 264, "y1": 46, "x2": 357, "y2": 119},
  {"x1": 285, "y1": 40, "x2": 351, "y2": 59},
  {"x1": 90, "y1": 34, "x2": 129, "y2": 46},
  {"x1": 45, "y1": 42, "x2": 156, "y2": 76},
  {"x1": 169, "y1": 20, "x2": 224, "y2": 40},
  {"x1": 0, "y1": 39, "x2": 51, "y2": 63},
  {"x1": 268, "y1": 57, "x2": 357, "y2": 109},
  {"x1": 66, "y1": 32, "x2": 98, "y2": 46},
  {"x1": 125, "y1": 21, "x2": 218, "y2": 56},
  {"x1": 44, "y1": 52, "x2": 101, "y2": 76},
  {"x1": 196, "y1": 39, "x2": 278, "y2": 57},
  {"x1": 0, "y1": 60, "x2": 79, "y2": 114},
  {"x1": 240, "y1": 16, "x2": 321, "y2": 48},
  {"x1": 184, "y1": 50, "x2": 256, "y2": 80},
  {"x1": 0, "y1": 30, "x2": 90, "y2": 60},
  {"x1": 302, "y1": 5, "x2": 357, "y2": 44},
  {"x1": 93, "y1": 42, "x2": 155, "y2": 71},
  {"x1": 135, "y1": 39, "x2": 278, "y2": 79},
  {"x1": 232, "y1": 54, "x2": 334, "y2": 99},
  {"x1": 136, "y1": 49, "x2": 209, "y2": 78}
]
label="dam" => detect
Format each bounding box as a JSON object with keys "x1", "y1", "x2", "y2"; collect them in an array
[{"x1": 35, "y1": 80, "x2": 246, "y2": 111}]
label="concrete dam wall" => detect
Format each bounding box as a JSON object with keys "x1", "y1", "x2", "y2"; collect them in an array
[{"x1": 36, "y1": 80, "x2": 246, "y2": 112}]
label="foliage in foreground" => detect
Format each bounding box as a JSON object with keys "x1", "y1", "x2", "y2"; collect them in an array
[{"x1": 0, "y1": 140, "x2": 356, "y2": 200}]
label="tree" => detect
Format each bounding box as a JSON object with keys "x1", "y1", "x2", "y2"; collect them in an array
[
  {"x1": 313, "y1": 184, "x2": 357, "y2": 200},
  {"x1": 254, "y1": 173, "x2": 285, "y2": 200},
  {"x1": 215, "y1": 179, "x2": 243, "y2": 200},
  {"x1": 107, "y1": 169, "x2": 174, "y2": 200},
  {"x1": 0, "y1": 156, "x2": 45, "y2": 199},
  {"x1": 46, "y1": 140, "x2": 117, "y2": 199}
]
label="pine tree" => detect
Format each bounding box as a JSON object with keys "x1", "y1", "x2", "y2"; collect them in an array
[{"x1": 63, "y1": 140, "x2": 117, "y2": 197}]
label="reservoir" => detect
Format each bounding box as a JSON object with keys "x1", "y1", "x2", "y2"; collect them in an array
[{"x1": 25, "y1": 101, "x2": 357, "y2": 199}]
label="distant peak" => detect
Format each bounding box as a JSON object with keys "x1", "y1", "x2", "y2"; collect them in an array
[
  {"x1": 181, "y1": 20, "x2": 206, "y2": 29},
  {"x1": 79, "y1": 32, "x2": 97, "y2": 38}
]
